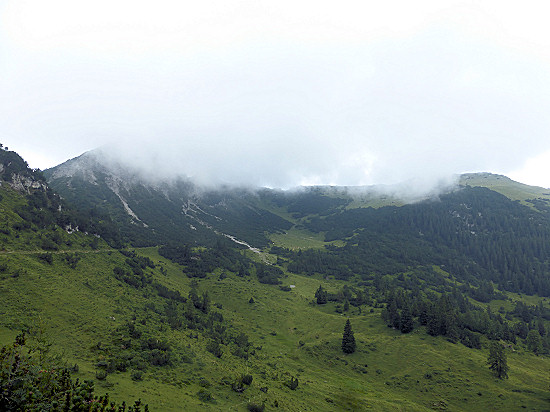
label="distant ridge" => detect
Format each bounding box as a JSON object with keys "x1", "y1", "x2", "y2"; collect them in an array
[{"x1": 460, "y1": 172, "x2": 550, "y2": 206}]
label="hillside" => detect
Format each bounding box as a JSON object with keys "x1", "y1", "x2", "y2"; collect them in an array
[
  {"x1": 44, "y1": 150, "x2": 293, "y2": 248},
  {"x1": 2, "y1": 146, "x2": 550, "y2": 410},
  {"x1": 460, "y1": 172, "x2": 550, "y2": 210}
]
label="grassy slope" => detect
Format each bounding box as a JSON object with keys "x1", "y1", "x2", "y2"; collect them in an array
[
  {"x1": 1, "y1": 245, "x2": 549, "y2": 411},
  {"x1": 460, "y1": 173, "x2": 550, "y2": 204},
  {"x1": 2, "y1": 175, "x2": 550, "y2": 410}
]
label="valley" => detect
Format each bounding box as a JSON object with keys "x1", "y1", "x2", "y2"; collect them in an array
[{"x1": 1, "y1": 147, "x2": 550, "y2": 411}]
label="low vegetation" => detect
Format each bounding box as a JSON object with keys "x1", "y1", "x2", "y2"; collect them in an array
[{"x1": 1, "y1": 146, "x2": 550, "y2": 410}]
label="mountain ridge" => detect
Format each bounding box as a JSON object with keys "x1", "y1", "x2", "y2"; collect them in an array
[
  {"x1": 44, "y1": 148, "x2": 550, "y2": 250},
  {"x1": 2, "y1": 145, "x2": 550, "y2": 410}
]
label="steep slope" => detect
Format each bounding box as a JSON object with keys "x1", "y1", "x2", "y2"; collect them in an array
[
  {"x1": 45, "y1": 150, "x2": 293, "y2": 248},
  {"x1": 0, "y1": 147, "x2": 121, "y2": 251}
]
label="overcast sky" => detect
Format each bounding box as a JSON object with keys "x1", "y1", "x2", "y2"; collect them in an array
[{"x1": 1, "y1": 1, "x2": 550, "y2": 189}]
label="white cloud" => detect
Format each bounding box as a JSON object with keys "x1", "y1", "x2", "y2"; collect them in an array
[
  {"x1": 2, "y1": 1, "x2": 550, "y2": 189},
  {"x1": 509, "y1": 151, "x2": 550, "y2": 189}
]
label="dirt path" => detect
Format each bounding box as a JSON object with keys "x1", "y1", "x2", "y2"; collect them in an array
[{"x1": 0, "y1": 248, "x2": 114, "y2": 256}]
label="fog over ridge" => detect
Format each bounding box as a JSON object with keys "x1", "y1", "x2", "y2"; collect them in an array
[
  {"x1": 4, "y1": 2, "x2": 550, "y2": 190},
  {"x1": 60, "y1": 30, "x2": 550, "y2": 192}
]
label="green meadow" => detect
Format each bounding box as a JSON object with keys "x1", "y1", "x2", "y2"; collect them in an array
[{"x1": 1, "y1": 244, "x2": 549, "y2": 411}]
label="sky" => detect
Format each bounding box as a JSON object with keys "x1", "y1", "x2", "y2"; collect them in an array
[{"x1": 1, "y1": 1, "x2": 550, "y2": 189}]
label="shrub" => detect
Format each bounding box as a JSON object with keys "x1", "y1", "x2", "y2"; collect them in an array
[
  {"x1": 38, "y1": 253, "x2": 53, "y2": 264},
  {"x1": 232, "y1": 381, "x2": 245, "y2": 393},
  {"x1": 199, "y1": 377, "x2": 211, "y2": 388},
  {"x1": 247, "y1": 402, "x2": 265, "y2": 412},
  {"x1": 41, "y1": 238, "x2": 58, "y2": 251},
  {"x1": 286, "y1": 376, "x2": 299, "y2": 390},
  {"x1": 95, "y1": 370, "x2": 108, "y2": 380},
  {"x1": 241, "y1": 374, "x2": 253, "y2": 385},
  {"x1": 206, "y1": 340, "x2": 223, "y2": 358},
  {"x1": 149, "y1": 349, "x2": 171, "y2": 366},
  {"x1": 196, "y1": 389, "x2": 213, "y2": 402}
]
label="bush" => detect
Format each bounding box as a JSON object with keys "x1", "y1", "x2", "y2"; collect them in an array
[
  {"x1": 232, "y1": 381, "x2": 245, "y2": 393},
  {"x1": 241, "y1": 374, "x2": 253, "y2": 385},
  {"x1": 199, "y1": 377, "x2": 211, "y2": 387},
  {"x1": 149, "y1": 349, "x2": 171, "y2": 366},
  {"x1": 95, "y1": 370, "x2": 108, "y2": 380},
  {"x1": 41, "y1": 238, "x2": 58, "y2": 251},
  {"x1": 38, "y1": 252, "x2": 53, "y2": 264},
  {"x1": 206, "y1": 340, "x2": 223, "y2": 358},
  {"x1": 196, "y1": 389, "x2": 213, "y2": 402},
  {"x1": 247, "y1": 402, "x2": 265, "y2": 412},
  {"x1": 286, "y1": 376, "x2": 299, "y2": 390}
]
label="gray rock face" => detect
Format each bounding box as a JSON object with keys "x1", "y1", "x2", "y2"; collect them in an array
[{"x1": 8, "y1": 173, "x2": 47, "y2": 194}]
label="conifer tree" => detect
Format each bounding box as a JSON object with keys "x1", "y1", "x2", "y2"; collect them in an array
[
  {"x1": 527, "y1": 329, "x2": 543, "y2": 355},
  {"x1": 342, "y1": 319, "x2": 356, "y2": 354},
  {"x1": 387, "y1": 299, "x2": 400, "y2": 329},
  {"x1": 315, "y1": 285, "x2": 327, "y2": 304},
  {"x1": 399, "y1": 305, "x2": 414, "y2": 333},
  {"x1": 487, "y1": 342, "x2": 509, "y2": 379}
]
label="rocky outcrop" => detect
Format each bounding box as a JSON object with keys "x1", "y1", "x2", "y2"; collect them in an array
[{"x1": 8, "y1": 173, "x2": 47, "y2": 194}]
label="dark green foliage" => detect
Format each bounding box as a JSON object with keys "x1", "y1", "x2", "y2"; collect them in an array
[
  {"x1": 231, "y1": 333, "x2": 252, "y2": 359},
  {"x1": 0, "y1": 149, "x2": 36, "y2": 181},
  {"x1": 286, "y1": 376, "x2": 299, "y2": 390},
  {"x1": 241, "y1": 374, "x2": 253, "y2": 385},
  {"x1": 38, "y1": 252, "x2": 53, "y2": 264},
  {"x1": 526, "y1": 330, "x2": 543, "y2": 355},
  {"x1": 158, "y1": 244, "x2": 191, "y2": 265},
  {"x1": 95, "y1": 369, "x2": 107, "y2": 380},
  {"x1": 92, "y1": 322, "x2": 175, "y2": 375},
  {"x1": 46, "y1": 159, "x2": 292, "y2": 248},
  {"x1": 206, "y1": 340, "x2": 223, "y2": 358},
  {"x1": 400, "y1": 305, "x2": 414, "y2": 333},
  {"x1": 112, "y1": 253, "x2": 156, "y2": 288},
  {"x1": 196, "y1": 388, "x2": 213, "y2": 402},
  {"x1": 0, "y1": 334, "x2": 146, "y2": 411},
  {"x1": 342, "y1": 319, "x2": 356, "y2": 354},
  {"x1": 256, "y1": 263, "x2": 284, "y2": 285},
  {"x1": 247, "y1": 401, "x2": 266, "y2": 411},
  {"x1": 315, "y1": 285, "x2": 327, "y2": 304},
  {"x1": 159, "y1": 241, "x2": 253, "y2": 279},
  {"x1": 383, "y1": 299, "x2": 400, "y2": 330},
  {"x1": 232, "y1": 380, "x2": 245, "y2": 393},
  {"x1": 487, "y1": 342, "x2": 509, "y2": 379},
  {"x1": 41, "y1": 237, "x2": 59, "y2": 251},
  {"x1": 270, "y1": 189, "x2": 350, "y2": 218},
  {"x1": 0, "y1": 148, "x2": 123, "y2": 247},
  {"x1": 288, "y1": 187, "x2": 550, "y2": 297},
  {"x1": 153, "y1": 282, "x2": 186, "y2": 302},
  {"x1": 197, "y1": 377, "x2": 210, "y2": 388},
  {"x1": 64, "y1": 253, "x2": 81, "y2": 269}
]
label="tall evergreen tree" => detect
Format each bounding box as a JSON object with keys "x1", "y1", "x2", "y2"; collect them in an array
[
  {"x1": 342, "y1": 319, "x2": 356, "y2": 354},
  {"x1": 387, "y1": 299, "x2": 400, "y2": 329},
  {"x1": 315, "y1": 285, "x2": 328, "y2": 304},
  {"x1": 399, "y1": 305, "x2": 414, "y2": 333},
  {"x1": 487, "y1": 342, "x2": 509, "y2": 379},
  {"x1": 527, "y1": 329, "x2": 543, "y2": 355}
]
